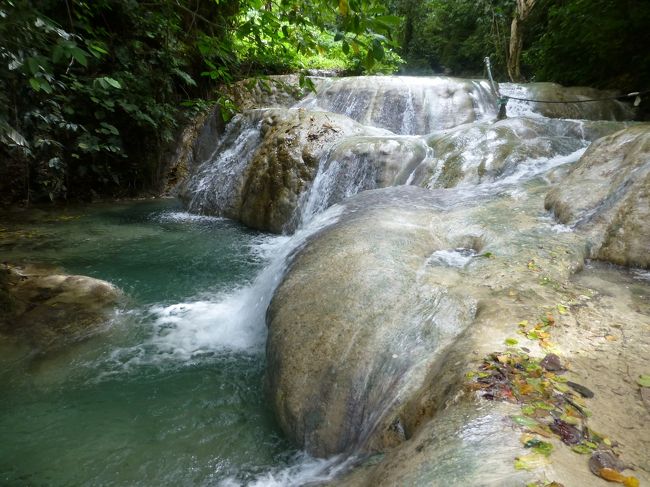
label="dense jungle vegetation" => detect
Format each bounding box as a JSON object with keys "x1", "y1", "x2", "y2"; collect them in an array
[{"x1": 1, "y1": 0, "x2": 648, "y2": 205}]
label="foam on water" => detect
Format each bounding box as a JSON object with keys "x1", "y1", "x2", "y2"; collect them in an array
[
  {"x1": 154, "y1": 211, "x2": 227, "y2": 223},
  {"x1": 100, "y1": 206, "x2": 344, "y2": 371},
  {"x1": 220, "y1": 453, "x2": 354, "y2": 487},
  {"x1": 427, "y1": 248, "x2": 477, "y2": 268},
  {"x1": 633, "y1": 269, "x2": 650, "y2": 282},
  {"x1": 479, "y1": 146, "x2": 587, "y2": 189}
]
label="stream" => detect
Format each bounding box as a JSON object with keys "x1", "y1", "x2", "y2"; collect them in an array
[
  {"x1": 1, "y1": 75, "x2": 648, "y2": 486},
  {"x1": 0, "y1": 200, "x2": 344, "y2": 486}
]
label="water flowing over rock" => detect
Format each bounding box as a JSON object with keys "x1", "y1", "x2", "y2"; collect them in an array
[
  {"x1": 545, "y1": 124, "x2": 650, "y2": 268},
  {"x1": 501, "y1": 82, "x2": 636, "y2": 120},
  {"x1": 296, "y1": 76, "x2": 497, "y2": 135},
  {"x1": 179, "y1": 108, "x2": 388, "y2": 233},
  {"x1": 177, "y1": 76, "x2": 636, "y2": 233},
  {"x1": 299, "y1": 135, "x2": 429, "y2": 221},
  {"x1": 266, "y1": 177, "x2": 600, "y2": 458},
  {"x1": 267, "y1": 187, "x2": 481, "y2": 457},
  {"x1": 409, "y1": 118, "x2": 625, "y2": 189}
]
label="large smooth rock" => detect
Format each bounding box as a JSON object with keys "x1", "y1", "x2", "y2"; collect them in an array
[
  {"x1": 267, "y1": 187, "x2": 480, "y2": 457},
  {"x1": 0, "y1": 264, "x2": 122, "y2": 351},
  {"x1": 545, "y1": 124, "x2": 650, "y2": 268},
  {"x1": 180, "y1": 108, "x2": 388, "y2": 233},
  {"x1": 266, "y1": 181, "x2": 590, "y2": 457},
  {"x1": 501, "y1": 82, "x2": 636, "y2": 121},
  {"x1": 296, "y1": 76, "x2": 497, "y2": 134},
  {"x1": 410, "y1": 118, "x2": 627, "y2": 189}
]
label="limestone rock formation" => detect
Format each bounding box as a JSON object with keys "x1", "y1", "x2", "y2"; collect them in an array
[
  {"x1": 180, "y1": 108, "x2": 389, "y2": 233},
  {"x1": 0, "y1": 264, "x2": 122, "y2": 351},
  {"x1": 545, "y1": 124, "x2": 650, "y2": 268},
  {"x1": 266, "y1": 182, "x2": 590, "y2": 457}
]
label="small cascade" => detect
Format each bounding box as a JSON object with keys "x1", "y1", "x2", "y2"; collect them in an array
[
  {"x1": 182, "y1": 111, "x2": 265, "y2": 215},
  {"x1": 296, "y1": 76, "x2": 497, "y2": 134},
  {"x1": 500, "y1": 82, "x2": 635, "y2": 120},
  {"x1": 298, "y1": 135, "x2": 429, "y2": 223}
]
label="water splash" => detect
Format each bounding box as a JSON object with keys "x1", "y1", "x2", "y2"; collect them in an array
[
  {"x1": 427, "y1": 248, "x2": 477, "y2": 268},
  {"x1": 219, "y1": 453, "x2": 354, "y2": 487},
  {"x1": 99, "y1": 206, "x2": 344, "y2": 371}
]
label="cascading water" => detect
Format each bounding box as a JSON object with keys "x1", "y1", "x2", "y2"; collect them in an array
[
  {"x1": 295, "y1": 76, "x2": 497, "y2": 134},
  {"x1": 183, "y1": 111, "x2": 265, "y2": 216},
  {"x1": 0, "y1": 201, "x2": 348, "y2": 487},
  {"x1": 2, "y1": 75, "x2": 643, "y2": 486}
]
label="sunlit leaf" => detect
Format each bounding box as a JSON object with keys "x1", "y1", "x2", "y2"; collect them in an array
[
  {"x1": 524, "y1": 439, "x2": 553, "y2": 456},
  {"x1": 637, "y1": 375, "x2": 650, "y2": 388},
  {"x1": 511, "y1": 415, "x2": 539, "y2": 428},
  {"x1": 572, "y1": 444, "x2": 593, "y2": 454},
  {"x1": 514, "y1": 453, "x2": 549, "y2": 470}
]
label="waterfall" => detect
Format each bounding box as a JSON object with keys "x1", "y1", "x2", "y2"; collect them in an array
[
  {"x1": 182, "y1": 111, "x2": 265, "y2": 216},
  {"x1": 180, "y1": 76, "x2": 634, "y2": 235},
  {"x1": 172, "y1": 76, "x2": 640, "y2": 481},
  {"x1": 295, "y1": 76, "x2": 497, "y2": 134}
]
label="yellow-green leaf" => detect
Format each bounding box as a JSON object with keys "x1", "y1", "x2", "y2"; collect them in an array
[
  {"x1": 514, "y1": 453, "x2": 549, "y2": 470},
  {"x1": 339, "y1": 0, "x2": 349, "y2": 16},
  {"x1": 637, "y1": 374, "x2": 650, "y2": 388}
]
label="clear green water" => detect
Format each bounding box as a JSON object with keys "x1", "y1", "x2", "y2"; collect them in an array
[{"x1": 0, "y1": 199, "x2": 302, "y2": 486}]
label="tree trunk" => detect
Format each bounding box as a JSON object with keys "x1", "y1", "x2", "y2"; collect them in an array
[{"x1": 507, "y1": 0, "x2": 536, "y2": 82}]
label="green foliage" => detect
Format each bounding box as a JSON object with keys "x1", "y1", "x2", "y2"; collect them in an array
[
  {"x1": 0, "y1": 0, "x2": 197, "y2": 202},
  {"x1": 522, "y1": 0, "x2": 650, "y2": 91},
  {"x1": 394, "y1": 0, "x2": 649, "y2": 91},
  {"x1": 395, "y1": 0, "x2": 513, "y2": 77},
  {"x1": 0, "y1": 0, "x2": 402, "y2": 204}
]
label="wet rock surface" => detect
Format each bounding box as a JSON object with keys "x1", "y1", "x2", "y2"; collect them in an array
[
  {"x1": 268, "y1": 181, "x2": 649, "y2": 485},
  {"x1": 180, "y1": 108, "x2": 388, "y2": 233},
  {"x1": 0, "y1": 264, "x2": 122, "y2": 352},
  {"x1": 545, "y1": 124, "x2": 650, "y2": 268},
  {"x1": 411, "y1": 118, "x2": 627, "y2": 189},
  {"x1": 267, "y1": 187, "x2": 480, "y2": 457}
]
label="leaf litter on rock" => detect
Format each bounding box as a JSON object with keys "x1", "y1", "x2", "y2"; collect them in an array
[{"x1": 465, "y1": 311, "x2": 639, "y2": 485}]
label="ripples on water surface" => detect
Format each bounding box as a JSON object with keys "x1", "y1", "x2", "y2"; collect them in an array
[{"x1": 0, "y1": 199, "x2": 340, "y2": 486}]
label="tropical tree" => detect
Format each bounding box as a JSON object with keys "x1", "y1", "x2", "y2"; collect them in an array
[
  {"x1": 0, "y1": 0, "x2": 402, "y2": 205},
  {"x1": 507, "y1": 0, "x2": 536, "y2": 81}
]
